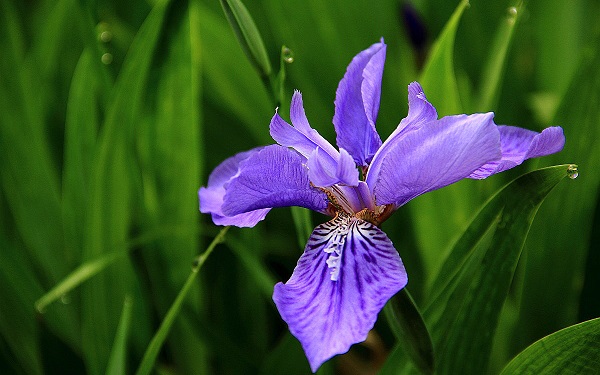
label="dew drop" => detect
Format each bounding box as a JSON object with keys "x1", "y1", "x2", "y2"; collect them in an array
[
  {"x1": 282, "y1": 47, "x2": 294, "y2": 64},
  {"x1": 507, "y1": 6, "x2": 518, "y2": 17},
  {"x1": 100, "y1": 30, "x2": 112, "y2": 43},
  {"x1": 101, "y1": 52, "x2": 113, "y2": 65},
  {"x1": 191, "y1": 258, "x2": 200, "y2": 269},
  {"x1": 567, "y1": 164, "x2": 579, "y2": 179},
  {"x1": 35, "y1": 303, "x2": 46, "y2": 314},
  {"x1": 60, "y1": 294, "x2": 71, "y2": 304}
]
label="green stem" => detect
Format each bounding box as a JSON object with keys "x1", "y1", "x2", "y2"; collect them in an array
[{"x1": 135, "y1": 226, "x2": 229, "y2": 375}]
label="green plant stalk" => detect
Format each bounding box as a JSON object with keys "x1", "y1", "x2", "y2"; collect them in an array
[{"x1": 135, "y1": 226, "x2": 229, "y2": 375}]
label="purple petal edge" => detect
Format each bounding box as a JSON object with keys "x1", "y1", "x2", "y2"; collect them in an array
[{"x1": 469, "y1": 125, "x2": 565, "y2": 179}]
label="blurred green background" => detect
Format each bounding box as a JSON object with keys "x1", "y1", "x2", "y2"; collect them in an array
[{"x1": 1, "y1": 0, "x2": 599, "y2": 374}]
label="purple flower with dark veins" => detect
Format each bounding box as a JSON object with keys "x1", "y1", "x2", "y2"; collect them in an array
[{"x1": 198, "y1": 40, "x2": 565, "y2": 372}]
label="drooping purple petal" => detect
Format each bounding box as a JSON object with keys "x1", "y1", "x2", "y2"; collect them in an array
[
  {"x1": 333, "y1": 41, "x2": 385, "y2": 166},
  {"x1": 273, "y1": 215, "x2": 407, "y2": 372},
  {"x1": 469, "y1": 125, "x2": 565, "y2": 179},
  {"x1": 199, "y1": 147, "x2": 270, "y2": 227},
  {"x1": 221, "y1": 145, "x2": 328, "y2": 216},
  {"x1": 372, "y1": 113, "x2": 501, "y2": 208},
  {"x1": 270, "y1": 91, "x2": 339, "y2": 159},
  {"x1": 366, "y1": 82, "x2": 437, "y2": 189}
]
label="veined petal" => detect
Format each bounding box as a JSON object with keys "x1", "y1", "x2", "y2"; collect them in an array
[
  {"x1": 222, "y1": 145, "x2": 328, "y2": 216},
  {"x1": 367, "y1": 82, "x2": 437, "y2": 189},
  {"x1": 270, "y1": 91, "x2": 339, "y2": 159},
  {"x1": 373, "y1": 113, "x2": 501, "y2": 207},
  {"x1": 199, "y1": 147, "x2": 270, "y2": 227},
  {"x1": 273, "y1": 215, "x2": 407, "y2": 372},
  {"x1": 469, "y1": 125, "x2": 565, "y2": 179},
  {"x1": 333, "y1": 41, "x2": 385, "y2": 166}
]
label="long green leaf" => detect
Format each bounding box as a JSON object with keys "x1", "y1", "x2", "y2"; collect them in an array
[
  {"x1": 513, "y1": 45, "x2": 600, "y2": 353},
  {"x1": 82, "y1": 0, "x2": 171, "y2": 372},
  {"x1": 136, "y1": 1, "x2": 206, "y2": 372},
  {"x1": 105, "y1": 297, "x2": 134, "y2": 375},
  {"x1": 382, "y1": 165, "x2": 574, "y2": 374},
  {"x1": 419, "y1": 0, "x2": 468, "y2": 116},
  {"x1": 476, "y1": 2, "x2": 522, "y2": 112},
  {"x1": 500, "y1": 317, "x2": 600, "y2": 375},
  {"x1": 219, "y1": 0, "x2": 272, "y2": 81},
  {"x1": 431, "y1": 165, "x2": 574, "y2": 375}
]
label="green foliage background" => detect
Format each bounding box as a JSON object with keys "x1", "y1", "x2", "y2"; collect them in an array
[{"x1": 0, "y1": 0, "x2": 598, "y2": 374}]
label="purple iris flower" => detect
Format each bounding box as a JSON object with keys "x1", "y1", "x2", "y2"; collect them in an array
[{"x1": 199, "y1": 40, "x2": 565, "y2": 372}]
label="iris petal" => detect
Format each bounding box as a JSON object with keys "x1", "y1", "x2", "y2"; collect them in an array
[
  {"x1": 270, "y1": 91, "x2": 339, "y2": 159},
  {"x1": 273, "y1": 215, "x2": 407, "y2": 372},
  {"x1": 373, "y1": 113, "x2": 501, "y2": 207},
  {"x1": 469, "y1": 125, "x2": 565, "y2": 179},
  {"x1": 366, "y1": 82, "x2": 437, "y2": 190},
  {"x1": 222, "y1": 145, "x2": 328, "y2": 216},
  {"x1": 333, "y1": 41, "x2": 385, "y2": 166},
  {"x1": 199, "y1": 147, "x2": 270, "y2": 227}
]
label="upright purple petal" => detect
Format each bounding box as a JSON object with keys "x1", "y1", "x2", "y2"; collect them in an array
[
  {"x1": 469, "y1": 125, "x2": 565, "y2": 179},
  {"x1": 373, "y1": 113, "x2": 501, "y2": 207},
  {"x1": 222, "y1": 145, "x2": 328, "y2": 216},
  {"x1": 199, "y1": 147, "x2": 270, "y2": 227},
  {"x1": 366, "y1": 82, "x2": 437, "y2": 190},
  {"x1": 306, "y1": 147, "x2": 359, "y2": 188},
  {"x1": 273, "y1": 215, "x2": 407, "y2": 372},
  {"x1": 333, "y1": 41, "x2": 385, "y2": 166},
  {"x1": 270, "y1": 91, "x2": 339, "y2": 159}
]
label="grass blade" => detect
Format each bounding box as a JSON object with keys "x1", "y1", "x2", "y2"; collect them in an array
[{"x1": 105, "y1": 297, "x2": 134, "y2": 375}]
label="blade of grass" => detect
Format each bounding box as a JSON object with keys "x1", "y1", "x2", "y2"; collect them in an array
[
  {"x1": 105, "y1": 297, "x2": 133, "y2": 375},
  {"x1": 476, "y1": 1, "x2": 522, "y2": 112},
  {"x1": 135, "y1": 227, "x2": 229, "y2": 375}
]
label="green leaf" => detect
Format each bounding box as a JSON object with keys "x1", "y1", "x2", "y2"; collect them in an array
[
  {"x1": 35, "y1": 251, "x2": 125, "y2": 314},
  {"x1": 135, "y1": 227, "x2": 229, "y2": 375},
  {"x1": 62, "y1": 48, "x2": 105, "y2": 265},
  {"x1": 419, "y1": 0, "x2": 468, "y2": 116},
  {"x1": 136, "y1": 1, "x2": 206, "y2": 372},
  {"x1": 105, "y1": 297, "x2": 134, "y2": 375},
  {"x1": 219, "y1": 0, "x2": 273, "y2": 81},
  {"x1": 429, "y1": 165, "x2": 574, "y2": 375},
  {"x1": 383, "y1": 289, "x2": 434, "y2": 375},
  {"x1": 81, "y1": 0, "x2": 171, "y2": 372},
  {"x1": 199, "y1": 4, "x2": 273, "y2": 144},
  {"x1": 500, "y1": 317, "x2": 600, "y2": 375},
  {"x1": 513, "y1": 44, "x2": 600, "y2": 355},
  {"x1": 476, "y1": 2, "x2": 522, "y2": 112}
]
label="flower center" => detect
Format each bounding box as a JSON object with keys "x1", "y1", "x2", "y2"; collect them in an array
[{"x1": 322, "y1": 181, "x2": 393, "y2": 226}]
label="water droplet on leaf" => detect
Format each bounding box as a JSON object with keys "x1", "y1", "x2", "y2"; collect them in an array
[
  {"x1": 507, "y1": 7, "x2": 518, "y2": 17},
  {"x1": 567, "y1": 165, "x2": 579, "y2": 179},
  {"x1": 60, "y1": 294, "x2": 71, "y2": 304},
  {"x1": 100, "y1": 31, "x2": 112, "y2": 43},
  {"x1": 101, "y1": 53, "x2": 113, "y2": 65},
  {"x1": 282, "y1": 47, "x2": 294, "y2": 63}
]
